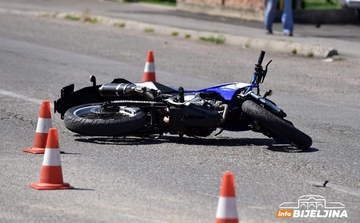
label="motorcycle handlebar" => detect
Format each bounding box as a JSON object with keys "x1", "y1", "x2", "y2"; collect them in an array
[{"x1": 257, "y1": 51, "x2": 265, "y2": 66}]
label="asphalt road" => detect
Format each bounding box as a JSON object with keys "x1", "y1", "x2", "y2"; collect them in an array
[
  {"x1": 0, "y1": 0, "x2": 360, "y2": 58},
  {"x1": 0, "y1": 4, "x2": 359, "y2": 223}
]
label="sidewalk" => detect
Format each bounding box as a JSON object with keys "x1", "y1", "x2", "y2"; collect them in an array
[{"x1": 0, "y1": 0, "x2": 359, "y2": 58}]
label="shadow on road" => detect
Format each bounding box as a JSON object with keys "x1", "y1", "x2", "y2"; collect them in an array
[
  {"x1": 72, "y1": 134, "x2": 318, "y2": 153},
  {"x1": 73, "y1": 188, "x2": 95, "y2": 191},
  {"x1": 73, "y1": 134, "x2": 273, "y2": 146},
  {"x1": 267, "y1": 144, "x2": 319, "y2": 153}
]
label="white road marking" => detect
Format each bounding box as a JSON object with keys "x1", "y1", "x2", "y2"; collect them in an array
[{"x1": 0, "y1": 89, "x2": 47, "y2": 106}]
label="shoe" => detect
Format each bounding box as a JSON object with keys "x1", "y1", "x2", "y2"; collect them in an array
[
  {"x1": 283, "y1": 32, "x2": 293, "y2": 36},
  {"x1": 266, "y1": 30, "x2": 273, "y2": 35}
]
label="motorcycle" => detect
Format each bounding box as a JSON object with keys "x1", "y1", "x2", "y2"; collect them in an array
[{"x1": 54, "y1": 51, "x2": 312, "y2": 150}]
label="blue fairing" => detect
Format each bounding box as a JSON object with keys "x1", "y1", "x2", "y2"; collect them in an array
[{"x1": 184, "y1": 82, "x2": 257, "y2": 101}]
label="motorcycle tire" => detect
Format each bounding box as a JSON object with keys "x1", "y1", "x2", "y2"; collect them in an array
[
  {"x1": 64, "y1": 103, "x2": 146, "y2": 136},
  {"x1": 241, "y1": 100, "x2": 312, "y2": 150}
]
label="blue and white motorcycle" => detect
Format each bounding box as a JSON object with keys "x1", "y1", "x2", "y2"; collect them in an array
[{"x1": 54, "y1": 51, "x2": 312, "y2": 150}]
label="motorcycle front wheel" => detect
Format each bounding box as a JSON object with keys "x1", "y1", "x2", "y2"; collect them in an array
[
  {"x1": 242, "y1": 100, "x2": 312, "y2": 150},
  {"x1": 64, "y1": 103, "x2": 146, "y2": 136}
]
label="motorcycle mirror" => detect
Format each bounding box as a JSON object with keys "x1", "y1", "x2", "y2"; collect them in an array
[{"x1": 89, "y1": 75, "x2": 97, "y2": 86}]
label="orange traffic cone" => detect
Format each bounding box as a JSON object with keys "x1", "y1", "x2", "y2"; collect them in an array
[
  {"x1": 29, "y1": 128, "x2": 74, "y2": 190},
  {"x1": 23, "y1": 100, "x2": 52, "y2": 154},
  {"x1": 142, "y1": 50, "x2": 156, "y2": 82},
  {"x1": 215, "y1": 172, "x2": 239, "y2": 223}
]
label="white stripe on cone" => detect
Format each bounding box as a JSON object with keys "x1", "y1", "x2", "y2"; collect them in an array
[
  {"x1": 216, "y1": 197, "x2": 238, "y2": 219},
  {"x1": 144, "y1": 62, "x2": 155, "y2": 73},
  {"x1": 35, "y1": 117, "x2": 52, "y2": 133},
  {"x1": 42, "y1": 148, "x2": 61, "y2": 166}
]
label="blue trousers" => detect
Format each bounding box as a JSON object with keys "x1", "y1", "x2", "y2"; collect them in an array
[{"x1": 264, "y1": 0, "x2": 293, "y2": 34}]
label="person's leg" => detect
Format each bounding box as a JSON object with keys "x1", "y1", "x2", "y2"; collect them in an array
[
  {"x1": 264, "y1": 0, "x2": 279, "y2": 33},
  {"x1": 281, "y1": 0, "x2": 294, "y2": 35}
]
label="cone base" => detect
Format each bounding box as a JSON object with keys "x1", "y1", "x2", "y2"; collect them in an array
[
  {"x1": 215, "y1": 219, "x2": 239, "y2": 223},
  {"x1": 23, "y1": 147, "x2": 45, "y2": 154},
  {"x1": 29, "y1": 182, "x2": 74, "y2": 190},
  {"x1": 23, "y1": 147, "x2": 65, "y2": 154}
]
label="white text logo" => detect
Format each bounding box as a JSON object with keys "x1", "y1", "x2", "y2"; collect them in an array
[{"x1": 276, "y1": 195, "x2": 348, "y2": 218}]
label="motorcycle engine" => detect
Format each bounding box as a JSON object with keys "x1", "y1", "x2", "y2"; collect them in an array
[{"x1": 167, "y1": 93, "x2": 223, "y2": 136}]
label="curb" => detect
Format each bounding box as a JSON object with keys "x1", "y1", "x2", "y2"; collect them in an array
[
  {"x1": 0, "y1": 8, "x2": 338, "y2": 58},
  {"x1": 75, "y1": 12, "x2": 338, "y2": 58},
  {"x1": 101, "y1": 16, "x2": 338, "y2": 58}
]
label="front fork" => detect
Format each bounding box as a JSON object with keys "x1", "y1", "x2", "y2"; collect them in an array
[{"x1": 246, "y1": 92, "x2": 287, "y2": 118}]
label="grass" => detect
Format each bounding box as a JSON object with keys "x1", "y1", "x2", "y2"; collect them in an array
[
  {"x1": 291, "y1": 48, "x2": 297, "y2": 55},
  {"x1": 185, "y1": 34, "x2": 191, "y2": 38},
  {"x1": 144, "y1": 28, "x2": 155, "y2": 33},
  {"x1": 114, "y1": 22, "x2": 126, "y2": 28},
  {"x1": 83, "y1": 16, "x2": 99, "y2": 23},
  {"x1": 138, "y1": 0, "x2": 176, "y2": 7},
  {"x1": 82, "y1": 9, "x2": 100, "y2": 24},
  {"x1": 171, "y1": 31, "x2": 179, "y2": 36},
  {"x1": 302, "y1": 0, "x2": 341, "y2": 10},
  {"x1": 199, "y1": 35, "x2": 226, "y2": 44},
  {"x1": 64, "y1": 10, "x2": 100, "y2": 24},
  {"x1": 307, "y1": 52, "x2": 314, "y2": 57},
  {"x1": 64, "y1": 14, "x2": 81, "y2": 21}
]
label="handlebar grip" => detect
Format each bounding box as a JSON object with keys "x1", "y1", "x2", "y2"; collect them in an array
[{"x1": 257, "y1": 51, "x2": 265, "y2": 66}]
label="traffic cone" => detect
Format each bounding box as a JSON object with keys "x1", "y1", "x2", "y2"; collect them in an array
[
  {"x1": 23, "y1": 100, "x2": 52, "y2": 154},
  {"x1": 142, "y1": 50, "x2": 156, "y2": 82},
  {"x1": 29, "y1": 128, "x2": 74, "y2": 190},
  {"x1": 215, "y1": 172, "x2": 239, "y2": 223}
]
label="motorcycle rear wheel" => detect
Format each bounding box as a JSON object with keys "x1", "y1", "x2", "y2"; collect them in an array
[
  {"x1": 242, "y1": 100, "x2": 312, "y2": 150},
  {"x1": 64, "y1": 103, "x2": 146, "y2": 136}
]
